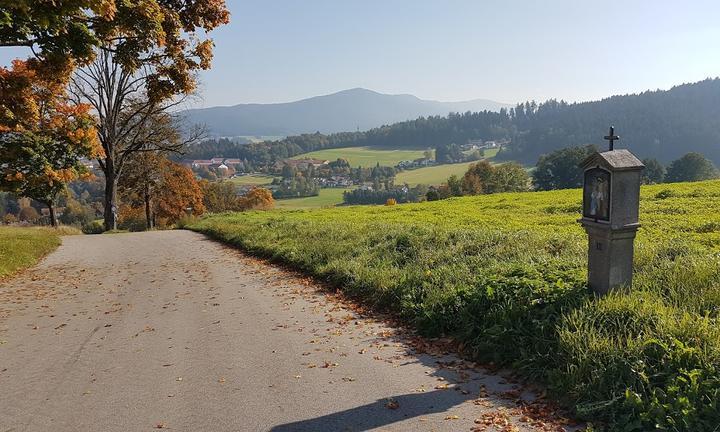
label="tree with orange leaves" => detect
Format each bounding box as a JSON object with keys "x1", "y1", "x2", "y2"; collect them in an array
[
  {"x1": 238, "y1": 188, "x2": 275, "y2": 211},
  {"x1": 120, "y1": 156, "x2": 204, "y2": 228},
  {"x1": 1, "y1": 0, "x2": 229, "y2": 95},
  {"x1": 2, "y1": 0, "x2": 230, "y2": 230},
  {"x1": 65, "y1": 0, "x2": 230, "y2": 230},
  {"x1": 0, "y1": 59, "x2": 101, "y2": 226},
  {"x1": 153, "y1": 160, "x2": 205, "y2": 226}
]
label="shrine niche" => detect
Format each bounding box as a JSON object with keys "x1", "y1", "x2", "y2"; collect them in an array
[{"x1": 583, "y1": 167, "x2": 610, "y2": 222}]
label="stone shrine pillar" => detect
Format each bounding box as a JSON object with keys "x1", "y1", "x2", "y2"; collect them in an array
[{"x1": 578, "y1": 129, "x2": 644, "y2": 295}]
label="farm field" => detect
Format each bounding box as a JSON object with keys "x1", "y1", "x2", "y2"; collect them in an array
[
  {"x1": 0, "y1": 227, "x2": 64, "y2": 278},
  {"x1": 274, "y1": 188, "x2": 350, "y2": 209},
  {"x1": 292, "y1": 146, "x2": 425, "y2": 167},
  {"x1": 395, "y1": 161, "x2": 475, "y2": 185},
  {"x1": 229, "y1": 174, "x2": 274, "y2": 186},
  {"x1": 188, "y1": 179, "x2": 720, "y2": 431},
  {"x1": 396, "y1": 149, "x2": 500, "y2": 185}
]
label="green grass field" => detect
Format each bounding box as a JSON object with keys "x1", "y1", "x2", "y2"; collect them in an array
[
  {"x1": 189, "y1": 179, "x2": 720, "y2": 430},
  {"x1": 229, "y1": 174, "x2": 274, "y2": 186},
  {"x1": 483, "y1": 147, "x2": 500, "y2": 158},
  {"x1": 292, "y1": 146, "x2": 426, "y2": 167},
  {"x1": 274, "y1": 188, "x2": 350, "y2": 209},
  {"x1": 396, "y1": 149, "x2": 500, "y2": 186},
  {"x1": 395, "y1": 161, "x2": 476, "y2": 185},
  {"x1": 0, "y1": 227, "x2": 66, "y2": 278}
]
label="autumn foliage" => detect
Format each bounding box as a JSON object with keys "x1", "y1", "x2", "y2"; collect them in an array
[
  {"x1": 238, "y1": 188, "x2": 275, "y2": 211},
  {"x1": 154, "y1": 161, "x2": 205, "y2": 224},
  {"x1": 119, "y1": 157, "x2": 204, "y2": 229},
  {"x1": 200, "y1": 181, "x2": 274, "y2": 213},
  {"x1": 0, "y1": 59, "x2": 101, "y2": 225},
  {"x1": 1, "y1": 0, "x2": 229, "y2": 100}
]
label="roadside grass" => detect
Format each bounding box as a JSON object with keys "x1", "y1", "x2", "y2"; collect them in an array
[
  {"x1": 292, "y1": 146, "x2": 426, "y2": 167},
  {"x1": 0, "y1": 226, "x2": 77, "y2": 278},
  {"x1": 187, "y1": 180, "x2": 720, "y2": 431}
]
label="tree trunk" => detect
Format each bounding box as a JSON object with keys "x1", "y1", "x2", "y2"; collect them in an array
[
  {"x1": 144, "y1": 188, "x2": 152, "y2": 230},
  {"x1": 47, "y1": 202, "x2": 57, "y2": 227},
  {"x1": 103, "y1": 158, "x2": 118, "y2": 231}
]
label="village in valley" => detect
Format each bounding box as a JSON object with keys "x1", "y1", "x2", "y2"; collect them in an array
[{"x1": 172, "y1": 138, "x2": 507, "y2": 207}]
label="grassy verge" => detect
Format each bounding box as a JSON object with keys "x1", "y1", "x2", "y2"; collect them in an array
[
  {"x1": 188, "y1": 180, "x2": 720, "y2": 431},
  {"x1": 0, "y1": 226, "x2": 76, "y2": 278}
]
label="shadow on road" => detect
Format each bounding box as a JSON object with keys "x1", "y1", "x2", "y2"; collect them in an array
[{"x1": 270, "y1": 388, "x2": 475, "y2": 432}]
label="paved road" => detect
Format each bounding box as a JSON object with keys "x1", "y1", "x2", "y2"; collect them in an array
[{"x1": 0, "y1": 231, "x2": 572, "y2": 432}]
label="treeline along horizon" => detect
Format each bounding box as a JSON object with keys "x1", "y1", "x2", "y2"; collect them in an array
[{"x1": 184, "y1": 78, "x2": 720, "y2": 167}]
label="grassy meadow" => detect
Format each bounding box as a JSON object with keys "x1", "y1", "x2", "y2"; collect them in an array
[
  {"x1": 189, "y1": 179, "x2": 720, "y2": 430},
  {"x1": 395, "y1": 161, "x2": 476, "y2": 185},
  {"x1": 292, "y1": 146, "x2": 426, "y2": 167},
  {"x1": 0, "y1": 227, "x2": 69, "y2": 278},
  {"x1": 274, "y1": 188, "x2": 350, "y2": 209},
  {"x1": 229, "y1": 174, "x2": 274, "y2": 186}
]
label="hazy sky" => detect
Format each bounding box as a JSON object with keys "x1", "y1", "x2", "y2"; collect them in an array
[{"x1": 2, "y1": 0, "x2": 720, "y2": 107}]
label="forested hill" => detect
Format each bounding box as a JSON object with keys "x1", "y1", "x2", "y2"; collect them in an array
[
  {"x1": 185, "y1": 79, "x2": 720, "y2": 165},
  {"x1": 504, "y1": 78, "x2": 720, "y2": 163}
]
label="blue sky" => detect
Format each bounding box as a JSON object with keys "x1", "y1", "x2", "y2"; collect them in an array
[{"x1": 2, "y1": 0, "x2": 720, "y2": 107}]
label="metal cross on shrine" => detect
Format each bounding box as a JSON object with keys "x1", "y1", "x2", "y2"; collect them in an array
[{"x1": 604, "y1": 126, "x2": 620, "y2": 151}]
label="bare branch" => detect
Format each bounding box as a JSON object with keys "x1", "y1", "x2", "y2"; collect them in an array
[{"x1": 0, "y1": 40, "x2": 35, "y2": 47}]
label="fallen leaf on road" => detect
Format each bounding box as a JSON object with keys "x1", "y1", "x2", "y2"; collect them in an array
[
  {"x1": 385, "y1": 399, "x2": 399, "y2": 410},
  {"x1": 154, "y1": 422, "x2": 167, "y2": 429}
]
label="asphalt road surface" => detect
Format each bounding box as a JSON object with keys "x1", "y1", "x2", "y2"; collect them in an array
[{"x1": 0, "y1": 231, "x2": 574, "y2": 432}]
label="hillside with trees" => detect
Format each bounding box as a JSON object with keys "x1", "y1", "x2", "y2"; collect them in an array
[
  {"x1": 182, "y1": 110, "x2": 513, "y2": 167},
  {"x1": 502, "y1": 78, "x2": 720, "y2": 164},
  {"x1": 186, "y1": 79, "x2": 720, "y2": 168}
]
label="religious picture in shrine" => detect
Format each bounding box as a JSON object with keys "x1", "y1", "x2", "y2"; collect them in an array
[{"x1": 583, "y1": 167, "x2": 610, "y2": 221}]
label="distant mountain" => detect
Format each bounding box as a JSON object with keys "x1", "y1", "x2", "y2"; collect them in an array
[
  {"x1": 181, "y1": 88, "x2": 512, "y2": 137},
  {"x1": 185, "y1": 78, "x2": 720, "y2": 167}
]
